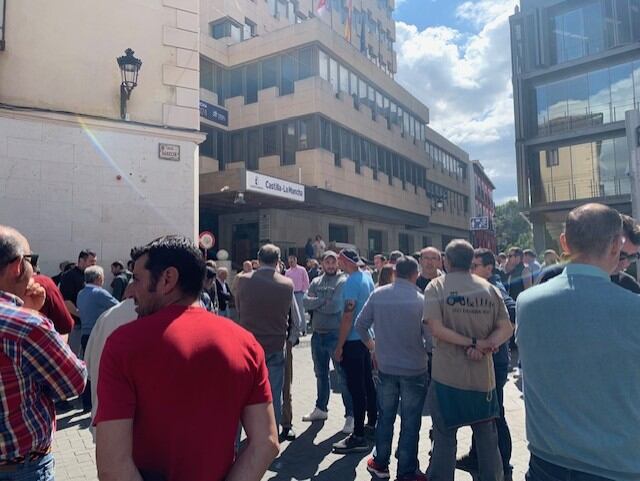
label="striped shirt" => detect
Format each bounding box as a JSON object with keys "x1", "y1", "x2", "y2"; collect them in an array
[{"x1": 0, "y1": 290, "x2": 87, "y2": 461}]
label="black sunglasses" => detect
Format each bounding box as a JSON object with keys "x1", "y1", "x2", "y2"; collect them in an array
[{"x1": 620, "y1": 252, "x2": 640, "y2": 261}]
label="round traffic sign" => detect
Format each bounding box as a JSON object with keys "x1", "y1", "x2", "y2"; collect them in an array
[{"x1": 199, "y1": 231, "x2": 216, "y2": 250}]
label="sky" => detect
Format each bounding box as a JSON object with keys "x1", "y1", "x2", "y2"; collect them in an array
[{"x1": 393, "y1": 0, "x2": 519, "y2": 204}]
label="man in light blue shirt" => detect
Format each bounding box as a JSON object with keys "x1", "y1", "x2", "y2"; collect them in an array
[
  {"x1": 517, "y1": 203, "x2": 640, "y2": 481},
  {"x1": 77, "y1": 265, "x2": 118, "y2": 411},
  {"x1": 333, "y1": 248, "x2": 375, "y2": 454}
]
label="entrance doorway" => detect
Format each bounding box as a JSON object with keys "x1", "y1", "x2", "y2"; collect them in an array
[{"x1": 232, "y1": 222, "x2": 259, "y2": 269}]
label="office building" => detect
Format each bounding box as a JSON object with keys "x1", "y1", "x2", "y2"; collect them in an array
[
  {"x1": 510, "y1": 0, "x2": 640, "y2": 250},
  {"x1": 198, "y1": 0, "x2": 473, "y2": 264}
]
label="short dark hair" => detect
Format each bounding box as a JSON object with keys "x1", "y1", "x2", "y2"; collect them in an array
[
  {"x1": 78, "y1": 249, "x2": 97, "y2": 261},
  {"x1": 523, "y1": 249, "x2": 537, "y2": 258},
  {"x1": 111, "y1": 260, "x2": 125, "y2": 270},
  {"x1": 258, "y1": 244, "x2": 281, "y2": 265},
  {"x1": 445, "y1": 239, "x2": 474, "y2": 270},
  {"x1": 565, "y1": 204, "x2": 622, "y2": 258},
  {"x1": 474, "y1": 248, "x2": 496, "y2": 268},
  {"x1": 621, "y1": 215, "x2": 640, "y2": 246},
  {"x1": 508, "y1": 247, "x2": 523, "y2": 258},
  {"x1": 130, "y1": 235, "x2": 206, "y2": 298},
  {"x1": 395, "y1": 255, "x2": 419, "y2": 279}
]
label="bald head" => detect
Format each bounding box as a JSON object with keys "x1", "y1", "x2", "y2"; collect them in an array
[
  {"x1": 419, "y1": 246, "x2": 442, "y2": 277},
  {"x1": 562, "y1": 204, "x2": 622, "y2": 273}
]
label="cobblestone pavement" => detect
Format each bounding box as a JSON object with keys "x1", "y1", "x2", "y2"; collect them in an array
[{"x1": 53, "y1": 336, "x2": 527, "y2": 481}]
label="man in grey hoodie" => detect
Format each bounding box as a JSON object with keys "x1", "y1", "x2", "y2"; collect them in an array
[
  {"x1": 356, "y1": 255, "x2": 431, "y2": 481},
  {"x1": 302, "y1": 251, "x2": 354, "y2": 434}
]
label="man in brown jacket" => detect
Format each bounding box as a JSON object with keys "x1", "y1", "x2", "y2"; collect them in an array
[{"x1": 235, "y1": 244, "x2": 295, "y2": 429}]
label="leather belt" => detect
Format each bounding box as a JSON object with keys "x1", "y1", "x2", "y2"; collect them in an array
[{"x1": 0, "y1": 452, "x2": 48, "y2": 471}]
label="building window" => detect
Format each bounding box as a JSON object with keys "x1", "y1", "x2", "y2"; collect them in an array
[
  {"x1": 339, "y1": 63, "x2": 349, "y2": 93},
  {"x1": 246, "y1": 63, "x2": 259, "y2": 104},
  {"x1": 329, "y1": 58, "x2": 338, "y2": 92},
  {"x1": 329, "y1": 224, "x2": 350, "y2": 243},
  {"x1": 320, "y1": 118, "x2": 331, "y2": 151},
  {"x1": 231, "y1": 132, "x2": 244, "y2": 162},
  {"x1": 263, "y1": 125, "x2": 279, "y2": 156},
  {"x1": 200, "y1": 57, "x2": 214, "y2": 92},
  {"x1": 299, "y1": 47, "x2": 315, "y2": 80},
  {"x1": 398, "y1": 233, "x2": 412, "y2": 254},
  {"x1": 230, "y1": 67, "x2": 243, "y2": 98},
  {"x1": 261, "y1": 56, "x2": 279, "y2": 90},
  {"x1": 244, "y1": 18, "x2": 257, "y2": 39},
  {"x1": 281, "y1": 53, "x2": 296, "y2": 95},
  {"x1": 298, "y1": 118, "x2": 310, "y2": 150},
  {"x1": 247, "y1": 129, "x2": 260, "y2": 170},
  {"x1": 368, "y1": 229, "x2": 383, "y2": 255},
  {"x1": 319, "y1": 50, "x2": 329, "y2": 81},
  {"x1": 282, "y1": 122, "x2": 297, "y2": 165}
]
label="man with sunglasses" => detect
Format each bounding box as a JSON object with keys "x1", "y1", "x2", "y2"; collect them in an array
[
  {"x1": 0, "y1": 226, "x2": 87, "y2": 480},
  {"x1": 610, "y1": 215, "x2": 640, "y2": 294}
]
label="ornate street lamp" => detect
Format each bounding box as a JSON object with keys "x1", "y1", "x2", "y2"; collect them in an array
[{"x1": 117, "y1": 48, "x2": 142, "y2": 120}]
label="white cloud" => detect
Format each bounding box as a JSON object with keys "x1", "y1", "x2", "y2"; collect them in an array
[{"x1": 394, "y1": 0, "x2": 518, "y2": 199}]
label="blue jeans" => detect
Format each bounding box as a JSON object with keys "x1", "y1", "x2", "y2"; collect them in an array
[
  {"x1": 375, "y1": 371, "x2": 429, "y2": 477},
  {"x1": 526, "y1": 455, "x2": 613, "y2": 481},
  {"x1": 0, "y1": 454, "x2": 54, "y2": 481},
  {"x1": 311, "y1": 331, "x2": 353, "y2": 416},
  {"x1": 266, "y1": 349, "x2": 286, "y2": 428}
]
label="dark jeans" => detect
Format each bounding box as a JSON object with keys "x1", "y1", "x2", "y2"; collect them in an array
[
  {"x1": 81, "y1": 334, "x2": 91, "y2": 410},
  {"x1": 341, "y1": 340, "x2": 377, "y2": 437},
  {"x1": 526, "y1": 455, "x2": 615, "y2": 481},
  {"x1": 468, "y1": 366, "x2": 511, "y2": 473},
  {"x1": 375, "y1": 371, "x2": 429, "y2": 477},
  {"x1": 0, "y1": 454, "x2": 54, "y2": 481}
]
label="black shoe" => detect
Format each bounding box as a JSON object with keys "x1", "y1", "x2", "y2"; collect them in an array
[
  {"x1": 332, "y1": 434, "x2": 369, "y2": 454},
  {"x1": 279, "y1": 427, "x2": 297, "y2": 441},
  {"x1": 455, "y1": 454, "x2": 478, "y2": 473},
  {"x1": 364, "y1": 424, "x2": 376, "y2": 439}
]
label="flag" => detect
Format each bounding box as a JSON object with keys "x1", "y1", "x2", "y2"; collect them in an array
[
  {"x1": 317, "y1": 0, "x2": 329, "y2": 14},
  {"x1": 360, "y1": 9, "x2": 366, "y2": 53},
  {"x1": 344, "y1": 0, "x2": 353, "y2": 42}
]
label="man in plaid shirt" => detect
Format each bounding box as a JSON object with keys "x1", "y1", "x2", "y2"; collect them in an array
[{"x1": 0, "y1": 226, "x2": 87, "y2": 480}]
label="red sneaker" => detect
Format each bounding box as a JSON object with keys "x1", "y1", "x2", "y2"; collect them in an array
[{"x1": 366, "y1": 457, "x2": 390, "y2": 479}]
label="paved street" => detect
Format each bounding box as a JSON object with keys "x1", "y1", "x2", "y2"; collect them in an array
[{"x1": 53, "y1": 337, "x2": 528, "y2": 481}]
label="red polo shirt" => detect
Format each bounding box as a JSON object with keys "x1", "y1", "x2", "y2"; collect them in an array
[{"x1": 95, "y1": 305, "x2": 271, "y2": 481}]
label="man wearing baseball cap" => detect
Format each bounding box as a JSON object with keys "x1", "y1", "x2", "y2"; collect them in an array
[{"x1": 333, "y1": 249, "x2": 376, "y2": 453}]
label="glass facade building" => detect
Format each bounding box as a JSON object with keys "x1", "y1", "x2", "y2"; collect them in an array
[{"x1": 510, "y1": 0, "x2": 640, "y2": 251}]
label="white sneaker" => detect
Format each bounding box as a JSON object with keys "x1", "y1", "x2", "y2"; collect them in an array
[
  {"x1": 342, "y1": 416, "x2": 354, "y2": 434},
  {"x1": 302, "y1": 407, "x2": 328, "y2": 422}
]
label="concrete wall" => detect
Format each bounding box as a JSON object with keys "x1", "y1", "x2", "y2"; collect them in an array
[
  {"x1": 0, "y1": 110, "x2": 203, "y2": 278},
  {"x1": 0, "y1": 0, "x2": 200, "y2": 130}
]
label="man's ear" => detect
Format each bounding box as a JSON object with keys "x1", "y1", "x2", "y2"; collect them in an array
[
  {"x1": 559, "y1": 233, "x2": 570, "y2": 256},
  {"x1": 158, "y1": 266, "x2": 180, "y2": 295}
]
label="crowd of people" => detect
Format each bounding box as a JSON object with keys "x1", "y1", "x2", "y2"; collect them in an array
[{"x1": 1, "y1": 202, "x2": 639, "y2": 481}]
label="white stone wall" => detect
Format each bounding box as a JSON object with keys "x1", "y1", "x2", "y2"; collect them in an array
[{"x1": 0, "y1": 110, "x2": 203, "y2": 279}]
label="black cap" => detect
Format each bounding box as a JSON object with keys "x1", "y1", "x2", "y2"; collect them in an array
[{"x1": 339, "y1": 248, "x2": 365, "y2": 267}]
